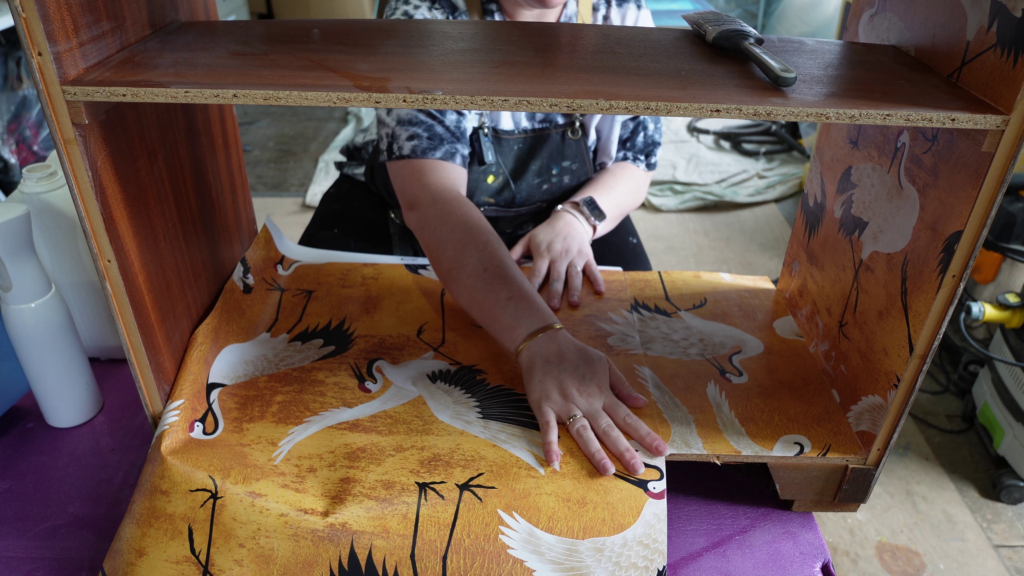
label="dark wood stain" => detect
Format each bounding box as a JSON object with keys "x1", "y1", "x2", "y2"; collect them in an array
[
  {"x1": 62, "y1": 19, "x2": 1003, "y2": 119},
  {"x1": 74, "y1": 101, "x2": 255, "y2": 402},
  {"x1": 31, "y1": 0, "x2": 255, "y2": 406}
]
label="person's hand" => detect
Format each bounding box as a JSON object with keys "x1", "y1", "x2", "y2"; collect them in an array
[
  {"x1": 519, "y1": 329, "x2": 669, "y2": 475},
  {"x1": 510, "y1": 209, "x2": 606, "y2": 310}
]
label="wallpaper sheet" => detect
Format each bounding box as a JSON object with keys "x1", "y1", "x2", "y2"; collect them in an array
[
  {"x1": 779, "y1": 0, "x2": 1022, "y2": 448},
  {"x1": 101, "y1": 222, "x2": 859, "y2": 575},
  {"x1": 780, "y1": 124, "x2": 993, "y2": 448},
  {"x1": 846, "y1": 0, "x2": 1024, "y2": 113}
]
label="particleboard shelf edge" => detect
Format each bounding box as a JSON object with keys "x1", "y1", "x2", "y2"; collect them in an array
[{"x1": 60, "y1": 86, "x2": 1010, "y2": 129}]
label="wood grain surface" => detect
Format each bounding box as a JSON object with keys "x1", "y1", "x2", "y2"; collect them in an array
[
  {"x1": 33, "y1": 0, "x2": 214, "y2": 82},
  {"x1": 62, "y1": 19, "x2": 1007, "y2": 128},
  {"x1": 74, "y1": 101, "x2": 256, "y2": 405},
  {"x1": 16, "y1": 0, "x2": 233, "y2": 419}
]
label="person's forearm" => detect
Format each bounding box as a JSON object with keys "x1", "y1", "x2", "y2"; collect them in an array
[
  {"x1": 569, "y1": 162, "x2": 652, "y2": 239},
  {"x1": 390, "y1": 160, "x2": 558, "y2": 352}
]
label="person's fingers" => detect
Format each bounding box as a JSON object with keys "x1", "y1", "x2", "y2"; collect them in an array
[
  {"x1": 538, "y1": 408, "x2": 561, "y2": 471},
  {"x1": 605, "y1": 395, "x2": 668, "y2": 458},
  {"x1": 528, "y1": 257, "x2": 550, "y2": 291},
  {"x1": 607, "y1": 357, "x2": 648, "y2": 408},
  {"x1": 587, "y1": 409, "x2": 645, "y2": 476},
  {"x1": 566, "y1": 413, "x2": 615, "y2": 476},
  {"x1": 583, "y1": 259, "x2": 606, "y2": 295},
  {"x1": 546, "y1": 260, "x2": 568, "y2": 310},
  {"x1": 566, "y1": 261, "x2": 585, "y2": 307},
  {"x1": 510, "y1": 235, "x2": 530, "y2": 263}
]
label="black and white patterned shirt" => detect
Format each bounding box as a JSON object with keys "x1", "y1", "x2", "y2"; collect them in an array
[{"x1": 376, "y1": 0, "x2": 663, "y2": 173}]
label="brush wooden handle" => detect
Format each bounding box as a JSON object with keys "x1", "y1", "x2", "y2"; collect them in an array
[{"x1": 741, "y1": 41, "x2": 797, "y2": 88}]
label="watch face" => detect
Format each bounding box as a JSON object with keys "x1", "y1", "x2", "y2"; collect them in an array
[{"x1": 580, "y1": 196, "x2": 607, "y2": 224}]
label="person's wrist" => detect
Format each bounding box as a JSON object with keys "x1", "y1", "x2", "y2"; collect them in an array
[
  {"x1": 552, "y1": 206, "x2": 594, "y2": 242},
  {"x1": 517, "y1": 325, "x2": 573, "y2": 367}
]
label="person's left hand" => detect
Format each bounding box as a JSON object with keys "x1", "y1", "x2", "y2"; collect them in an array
[{"x1": 510, "y1": 209, "x2": 606, "y2": 310}]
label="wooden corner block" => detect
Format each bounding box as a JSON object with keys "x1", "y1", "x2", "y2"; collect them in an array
[
  {"x1": 836, "y1": 464, "x2": 877, "y2": 504},
  {"x1": 791, "y1": 500, "x2": 862, "y2": 513},
  {"x1": 66, "y1": 101, "x2": 118, "y2": 125},
  {"x1": 768, "y1": 461, "x2": 848, "y2": 502},
  {"x1": 66, "y1": 101, "x2": 87, "y2": 124}
]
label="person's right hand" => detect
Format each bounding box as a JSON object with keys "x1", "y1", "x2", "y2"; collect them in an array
[
  {"x1": 518, "y1": 328, "x2": 669, "y2": 475},
  {"x1": 509, "y1": 208, "x2": 605, "y2": 310}
]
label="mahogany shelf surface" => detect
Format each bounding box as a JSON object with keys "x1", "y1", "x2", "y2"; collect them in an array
[{"x1": 63, "y1": 19, "x2": 1007, "y2": 129}]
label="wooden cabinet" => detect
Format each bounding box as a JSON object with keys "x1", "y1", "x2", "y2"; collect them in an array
[{"x1": 10, "y1": 0, "x2": 1024, "y2": 511}]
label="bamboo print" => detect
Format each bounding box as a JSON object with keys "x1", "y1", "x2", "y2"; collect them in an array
[
  {"x1": 442, "y1": 473, "x2": 495, "y2": 576},
  {"x1": 411, "y1": 481, "x2": 446, "y2": 576},
  {"x1": 187, "y1": 476, "x2": 223, "y2": 576}
]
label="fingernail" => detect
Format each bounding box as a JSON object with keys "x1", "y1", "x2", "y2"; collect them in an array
[
  {"x1": 553, "y1": 460, "x2": 560, "y2": 472},
  {"x1": 559, "y1": 449, "x2": 564, "y2": 456},
  {"x1": 601, "y1": 461, "x2": 615, "y2": 476},
  {"x1": 632, "y1": 392, "x2": 648, "y2": 404},
  {"x1": 550, "y1": 298, "x2": 559, "y2": 307},
  {"x1": 547, "y1": 450, "x2": 560, "y2": 471},
  {"x1": 630, "y1": 460, "x2": 645, "y2": 475},
  {"x1": 654, "y1": 441, "x2": 669, "y2": 456}
]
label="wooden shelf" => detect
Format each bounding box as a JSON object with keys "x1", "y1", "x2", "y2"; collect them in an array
[{"x1": 63, "y1": 19, "x2": 1007, "y2": 129}]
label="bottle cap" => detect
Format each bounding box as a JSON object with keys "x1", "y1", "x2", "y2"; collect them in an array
[
  {"x1": 17, "y1": 163, "x2": 65, "y2": 195},
  {"x1": 0, "y1": 203, "x2": 53, "y2": 306}
]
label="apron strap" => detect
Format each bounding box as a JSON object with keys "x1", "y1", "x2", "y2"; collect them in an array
[{"x1": 466, "y1": 0, "x2": 591, "y2": 23}]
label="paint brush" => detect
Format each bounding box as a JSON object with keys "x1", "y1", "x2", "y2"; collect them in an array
[{"x1": 682, "y1": 10, "x2": 797, "y2": 88}]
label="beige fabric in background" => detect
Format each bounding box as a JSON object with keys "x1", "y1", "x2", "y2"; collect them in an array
[{"x1": 631, "y1": 204, "x2": 793, "y2": 279}]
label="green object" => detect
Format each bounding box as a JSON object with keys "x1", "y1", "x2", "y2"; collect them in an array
[{"x1": 979, "y1": 401, "x2": 1006, "y2": 451}]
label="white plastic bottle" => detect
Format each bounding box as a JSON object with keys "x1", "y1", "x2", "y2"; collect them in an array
[
  {"x1": 0, "y1": 203, "x2": 103, "y2": 428},
  {"x1": 6, "y1": 153, "x2": 124, "y2": 359}
]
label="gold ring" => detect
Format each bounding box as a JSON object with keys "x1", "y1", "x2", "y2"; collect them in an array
[{"x1": 565, "y1": 413, "x2": 582, "y2": 426}]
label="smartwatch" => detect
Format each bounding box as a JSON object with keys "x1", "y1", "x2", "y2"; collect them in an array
[{"x1": 572, "y1": 197, "x2": 607, "y2": 228}]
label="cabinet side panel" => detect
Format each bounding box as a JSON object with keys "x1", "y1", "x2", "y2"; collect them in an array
[
  {"x1": 778, "y1": 124, "x2": 993, "y2": 454},
  {"x1": 847, "y1": 0, "x2": 1024, "y2": 113},
  {"x1": 74, "y1": 101, "x2": 255, "y2": 403},
  {"x1": 34, "y1": 0, "x2": 214, "y2": 81}
]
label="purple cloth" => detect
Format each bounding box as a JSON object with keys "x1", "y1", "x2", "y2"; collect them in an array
[
  {"x1": 666, "y1": 461, "x2": 836, "y2": 576},
  {"x1": 0, "y1": 361, "x2": 151, "y2": 576},
  {"x1": 0, "y1": 362, "x2": 834, "y2": 576}
]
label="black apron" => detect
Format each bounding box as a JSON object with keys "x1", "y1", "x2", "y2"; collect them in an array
[{"x1": 365, "y1": 115, "x2": 593, "y2": 256}]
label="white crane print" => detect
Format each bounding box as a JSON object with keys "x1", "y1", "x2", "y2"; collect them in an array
[
  {"x1": 834, "y1": 129, "x2": 919, "y2": 340},
  {"x1": 635, "y1": 366, "x2": 704, "y2": 455},
  {"x1": 273, "y1": 355, "x2": 546, "y2": 471},
  {"x1": 798, "y1": 154, "x2": 826, "y2": 244},
  {"x1": 600, "y1": 272, "x2": 764, "y2": 384},
  {"x1": 950, "y1": 0, "x2": 1024, "y2": 81},
  {"x1": 232, "y1": 255, "x2": 254, "y2": 294},
  {"x1": 497, "y1": 459, "x2": 667, "y2": 576},
  {"x1": 848, "y1": 387, "x2": 898, "y2": 436},
  {"x1": 153, "y1": 399, "x2": 185, "y2": 444},
  {"x1": 857, "y1": 0, "x2": 914, "y2": 55},
  {"x1": 707, "y1": 382, "x2": 815, "y2": 456},
  {"x1": 189, "y1": 279, "x2": 357, "y2": 440}
]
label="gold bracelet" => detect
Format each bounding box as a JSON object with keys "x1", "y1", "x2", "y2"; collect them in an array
[{"x1": 516, "y1": 322, "x2": 565, "y2": 358}]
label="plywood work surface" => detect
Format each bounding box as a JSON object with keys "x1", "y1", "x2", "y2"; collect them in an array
[{"x1": 63, "y1": 19, "x2": 1007, "y2": 128}]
